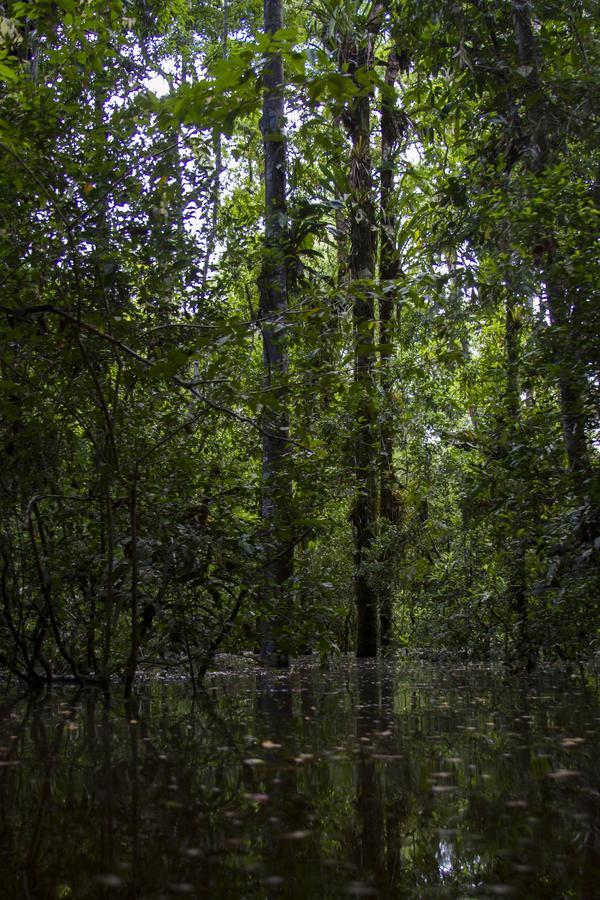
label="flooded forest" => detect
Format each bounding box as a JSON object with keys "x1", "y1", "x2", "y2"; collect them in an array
[{"x1": 0, "y1": 0, "x2": 599, "y2": 897}]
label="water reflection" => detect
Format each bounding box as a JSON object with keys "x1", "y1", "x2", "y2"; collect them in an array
[{"x1": 0, "y1": 661, "x2": 599, "y2": 898}]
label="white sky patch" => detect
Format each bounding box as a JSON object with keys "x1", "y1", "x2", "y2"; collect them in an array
[
  {"x1": 144, "y1": 56, "x2": 178, "y2": 97},
  {"x1": 145, "y1": 72, "x2": 171, "y2": 97}
]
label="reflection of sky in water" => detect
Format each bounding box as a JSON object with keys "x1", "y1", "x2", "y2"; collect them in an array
[{"x1": 437, "y1": 839, "x2": 454, "y2": 877}]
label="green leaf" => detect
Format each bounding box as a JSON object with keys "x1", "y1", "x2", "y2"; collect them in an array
[{"x1": 0, "y1": 61, "x2": 17, "y2": 82}]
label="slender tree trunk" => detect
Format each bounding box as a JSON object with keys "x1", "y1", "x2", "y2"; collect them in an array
[
  {"x1": 333, "y1": 115, "x2": 350, "y2": 299},
  {"x1": 346, "y1": 39, "x2": 378, "y2": 658},
  {"x1": 504, "y1": 292, "x2": 531, "y2": 669},
  {"x1": 124, "y1": 479, "x2": 139, "y2": 696},
  {"x1": 258, "y1": 0, "x2": 292, "y2": 666},
  {"x1": 510, "y1": 1, "x2": 547, "y2": 173},
  {"x1": 379, "y1": 47, "x2": 404, "y2": 651},
  {"x1": 511, "y1": 1, "x2": 591, "y2": 497},
  {"x1": 201, "y1": 1, "x2": 228, "y2": 293},
  {"x1": 544, "y1": 264, "x2": 591, "y2": 490}
]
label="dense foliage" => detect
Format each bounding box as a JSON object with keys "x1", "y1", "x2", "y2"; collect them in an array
[{"x1": 0, "y1": 0, "x2": 598, "y2": 689}]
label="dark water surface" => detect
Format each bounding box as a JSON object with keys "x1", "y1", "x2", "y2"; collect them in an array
[{"x1": 1, "y1": 660, "x2": 599, "y2": 899}]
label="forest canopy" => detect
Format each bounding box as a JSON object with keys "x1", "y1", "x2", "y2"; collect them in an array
[{"x1": 0, "y1": 0, "x2": 598, "y2": 690}]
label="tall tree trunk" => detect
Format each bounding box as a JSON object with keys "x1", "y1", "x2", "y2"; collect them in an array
[
  {"x1": 511, "y1": 1, "x2": 591, "y2": 497},
  {"x1": 345, "y1": 38, "x2": 378, "y2": 658},
  {"x1": 379, "y1": 47, "x2": 404, "y2": 652},
  {"x1": 544, "y1": 258, "x2": 591, "y2": 492},
  {"x1": 504, "y1": 291, "x2": 531, "y2": 669},
  {"x1": 201, "y1": 1, "x2": 228, "y2": 293},
  {"x1": 258, "y1": 0, "x2": 292, "y2": 666}
]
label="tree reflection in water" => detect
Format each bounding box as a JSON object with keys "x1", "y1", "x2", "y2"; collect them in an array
[{"x1": 0, "y1": 661, "x2": 599, "y2": 898}]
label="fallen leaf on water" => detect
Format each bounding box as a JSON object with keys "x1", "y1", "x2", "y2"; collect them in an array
[
  {"x1": 345, "y1": 881, "x2": 377, "y2": 896},
  {"x1": 244, "y1": 792, "x2": 269, "y2": 803},
  {"x1": 95, "y1": 874, "x2": 123, "y2": 888},
  {"x1": 371, "y1": 753, "x2": 402, "y2": 760}
]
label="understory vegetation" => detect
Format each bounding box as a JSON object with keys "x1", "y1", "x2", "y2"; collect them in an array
[{"x1": 0, "y1": 0, "x2": 598, "y2": 690}]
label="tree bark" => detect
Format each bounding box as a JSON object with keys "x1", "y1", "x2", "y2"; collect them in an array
[
  {"x1": 379, "y1": 47, "x2": 404, "y2": 651},
  {"x1": 201, "y1": 1, "x2": 228, "y2": 294},
  {"x1": 258, "y1": 0, "x2": 292, "y2": 666},
  {"x1": 510, "y1": 1, "x2": 591, "y2": 495},
  {"x1": 504, "y1": 291, "x2": 532, "y2": 669},
  {"x1": 345, "y1": 37, "x2": 378, "y2": 658},
  {"x1": 543, "y1": 259, "x2": 591, "y2": 490}
]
